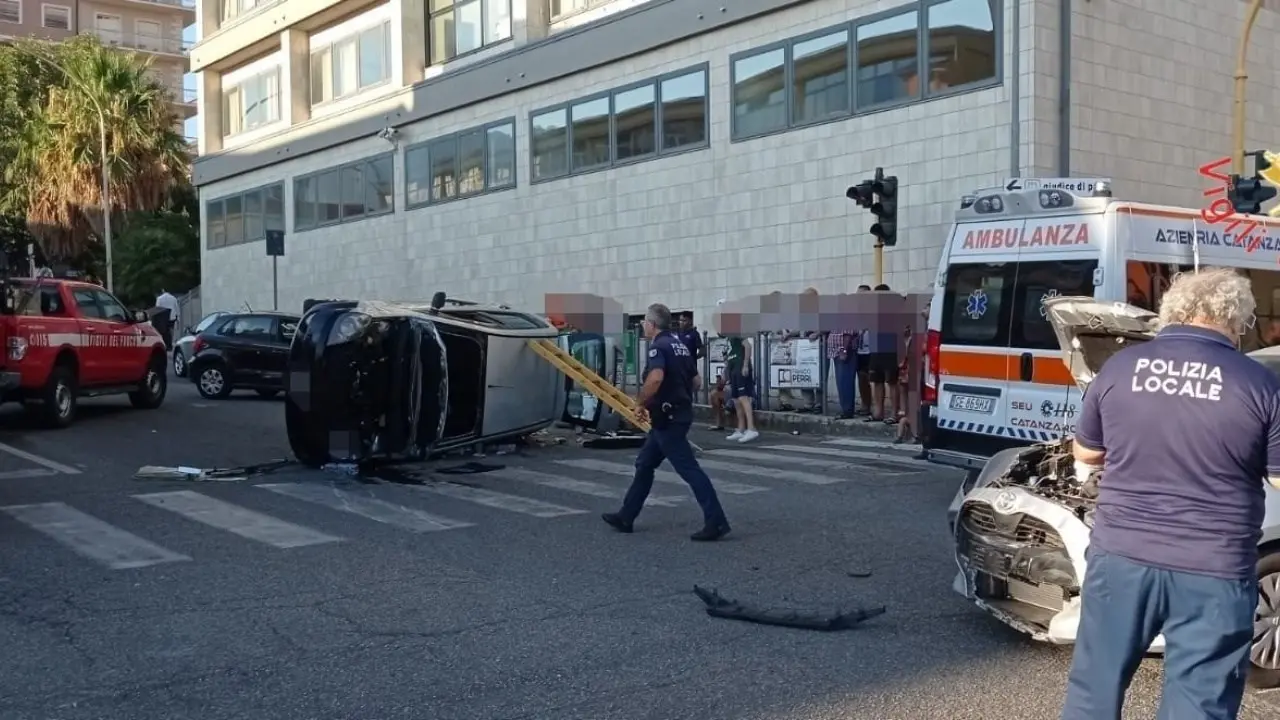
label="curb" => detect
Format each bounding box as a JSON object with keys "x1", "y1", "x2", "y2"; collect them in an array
[{"x1": 693, "y1": 405, "x2": 898, "y2": 439}]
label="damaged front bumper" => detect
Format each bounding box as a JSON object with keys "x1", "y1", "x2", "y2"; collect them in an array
[{"x1": 951, "y1": 486, "x2": 1166, "y2": 652}]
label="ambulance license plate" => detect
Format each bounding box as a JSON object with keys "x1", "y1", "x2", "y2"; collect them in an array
[{"x1": 949, "y1": 394, "x2": 994, "y2": 414}]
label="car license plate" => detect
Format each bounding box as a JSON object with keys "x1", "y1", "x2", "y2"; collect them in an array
[{"x1": 950, "y1": 394, "x2": 994, "y2": 414}]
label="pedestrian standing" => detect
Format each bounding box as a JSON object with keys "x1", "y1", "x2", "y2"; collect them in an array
[
  {"x1": 154, "y1": 288, "x2": 180, "y2": 351},
  {"x1": 603, "y1": 303, "x2": 731, "y2": 541},
  {"x1": 854, "y1": 284, "x2": 873, "y2": 414},
  {"x1": 826, "y1": 329, "x2": 856, "y2": 419},
  {"x1": 724, "y1": 333, "x2": 758, "y2": 443},
  {"x1": 677, "y1": 312, "x2": 704, "y2": 360},
  {"x1": 1061, "y1": 268, "x2": 1280, "y2": 720}
]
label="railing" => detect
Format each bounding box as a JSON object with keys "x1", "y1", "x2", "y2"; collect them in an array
[
  {"x1": 86, "y1": 30, "x2": 192, "y2": 56},
  {"x1": 130, "y1": 0, "x2": 196, "y2": 9},
  {"x1": 549, "y1": 0, "x2": 613, "y2": 21},
  {"x1": 182, "y1": 86, "x2": 197, "y2": 103}
]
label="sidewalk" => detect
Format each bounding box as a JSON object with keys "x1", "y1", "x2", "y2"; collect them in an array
[{"x1": 693, "y1": 404, "x2": 900, "y2": 439}]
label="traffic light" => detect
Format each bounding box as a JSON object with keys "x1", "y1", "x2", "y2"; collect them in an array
[
  {"x1": 1229, "y1": 151, "x2": 1279, "y2": 215},
  {"x1": 846, "y1": 180, "x2": 874, "y2": 208},
  {"x1": 870, "y1": 168, "x2": 898, "y2": 247}
]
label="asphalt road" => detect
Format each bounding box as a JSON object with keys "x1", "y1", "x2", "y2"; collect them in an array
[{"x1": 0, "y1": 378, "x2": 1277, "y2": 720}]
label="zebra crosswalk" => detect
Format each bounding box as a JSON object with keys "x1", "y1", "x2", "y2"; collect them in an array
[{"x1": 0, "y1": 439, "x2": 946, "y2": 572}]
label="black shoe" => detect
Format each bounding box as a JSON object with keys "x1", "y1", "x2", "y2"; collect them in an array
[
  {"x1": 601, "y1": 512, "x2": 633, "y2": 533},
  {"x1": 690, "y1": 521, "x2": 731, "y2": 542}
]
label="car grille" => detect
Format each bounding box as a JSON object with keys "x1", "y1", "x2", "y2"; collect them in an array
[{"x1": 961, "y1": 502, "x2": 1066, "y2": 549}]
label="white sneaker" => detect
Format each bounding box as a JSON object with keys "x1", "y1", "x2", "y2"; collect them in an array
[
  {"x1": 738, "y1": 430, "x2": 759, "y2": 443},
  {"x1": 726, "y1": 430, "x2": 744, "y2": 441}
]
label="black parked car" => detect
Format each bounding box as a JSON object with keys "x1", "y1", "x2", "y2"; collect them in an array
[{"x1": 188, "y1": 311, "x2": 300, "y2": 399}]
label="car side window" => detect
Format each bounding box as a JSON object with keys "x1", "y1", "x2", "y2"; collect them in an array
[
  {"x1": 224, "y1": 316, "x2": 275, "y2": 337},
  {"x1": 92, "y1": 291, "x2": 129, "y2": 323},
  {"x1": 19, "y1": 287, "x2": 66, "y2": 317},
  {"x1": 195, "y1": 312, "x2": 225, "y2": 333},
  {"x1": 278, "y1": 319, "x2": 298, "y2": 343},
  {"x1": 72, "y1": 289, "x2": 103, "y2": 319}
]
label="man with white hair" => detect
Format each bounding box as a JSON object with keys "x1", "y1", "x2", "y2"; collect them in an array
[{"x1": 1061, "y1": 268, "x2": 1280, "y2": 719}]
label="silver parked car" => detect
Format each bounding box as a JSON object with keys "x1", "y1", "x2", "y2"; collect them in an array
[
  {"x1": 948, "y1": 297, "x2": 1280, "y2": 687},
  {"x1": 171, "y1": 311, "x2": 229, "y2": 378}
]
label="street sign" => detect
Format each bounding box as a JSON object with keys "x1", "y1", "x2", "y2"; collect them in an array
[
  {"x1": 1002, "y1": 177, "x2": 1112, "y2": 194},
  {"x1": 265, "y1": 230, "x2": 285, "y2": 257}
]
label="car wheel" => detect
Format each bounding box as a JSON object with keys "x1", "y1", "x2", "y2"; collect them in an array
[
  {"x1": 37, "y1": 363, "x2": 77, "y2": 429},
  {"x1": 172, "y1": 350, "x2": 186, "y2": 378},
  {"x1": 196, "y1": 364, "x2": 233, "y2": 399},
  {"x1": 1251, "y1": 550, "x2": 1280, "y2": 688},
  {"x1": 255, "y1": 389, "x2": 280, "y2": 399},
  {"x1": 129, "y1": 355, "x2": 167, "y2": 409}
]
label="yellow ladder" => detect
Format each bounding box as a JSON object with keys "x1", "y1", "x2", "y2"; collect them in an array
[{"x1": 528, "y1": 339, "x2": 652, "y2": 433}]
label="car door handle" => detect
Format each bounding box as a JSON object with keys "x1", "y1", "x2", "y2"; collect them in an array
[{"x1": 1020, "y1": 352, "x2": 1034, "y2": 382}]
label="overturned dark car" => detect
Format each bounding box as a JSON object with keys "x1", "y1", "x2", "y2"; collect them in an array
[{"x1": 285, "y1": 294, "x2": 565, "y2": 467}]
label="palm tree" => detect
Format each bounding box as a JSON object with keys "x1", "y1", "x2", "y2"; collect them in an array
[{"x1": 7, "y1": 36, "x2": 191, "y2": 262}]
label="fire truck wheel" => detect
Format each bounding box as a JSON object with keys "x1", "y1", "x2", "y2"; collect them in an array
[
  {"x1": 37, "y1": 363, "x2": 77, "y2": 429},
  {"x1": 129, "y1": 355, "x2": 167, "y2": 409}
]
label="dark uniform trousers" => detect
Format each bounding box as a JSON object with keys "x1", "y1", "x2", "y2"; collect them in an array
[
  {"x1": 1061, "y1": 548, "x2": 1256, "y2": 720},
  {"x1": 619, "y1": 421, "x2": 725, "y2": 525}
]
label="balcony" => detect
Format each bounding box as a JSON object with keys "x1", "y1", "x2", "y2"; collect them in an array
[
  {"x1": 107, "y1": 0, "x2": 197, "y2": 12},
  {"x1": 87, "y1": 30, "x2": 192, "y2": 57}
]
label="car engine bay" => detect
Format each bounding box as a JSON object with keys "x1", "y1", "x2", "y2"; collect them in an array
[{"x1": 987, "y1": 437, "x2": 1101, "y2": 527}]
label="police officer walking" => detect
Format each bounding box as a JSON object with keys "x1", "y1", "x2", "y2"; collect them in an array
[
  {"x1": 602, "y1": 303, "x2": 731, "y2": 541},
  {"x1": 1062, "y1": 268, "x2": 1280, "y2": 720}
]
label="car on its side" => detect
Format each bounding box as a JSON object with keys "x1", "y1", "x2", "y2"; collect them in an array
[
  {"x1": 171, "y1": 311, "x2": 229, "y2": 378},
  {"x1": 948, "y1": 296, "x2": 1280, "y2": 688},
  {"x1": 187, "y1": 312, "x2": 300, "y2": 400}
]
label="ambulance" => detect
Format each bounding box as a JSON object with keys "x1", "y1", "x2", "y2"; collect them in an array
[{"x1": 920, "y1": 179, "x2": 1280, "y2": 473}]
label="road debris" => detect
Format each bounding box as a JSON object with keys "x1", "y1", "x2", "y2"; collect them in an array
[
  {"x1": 692, "y1": 585, "x2": 886, "y2": 631},
  {"x1": 134, "y1": 459, "x2": 295, "y2": 482}
]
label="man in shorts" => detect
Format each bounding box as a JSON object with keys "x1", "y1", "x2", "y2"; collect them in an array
[{"x1": 865, "y1": 284, "x2": 899, "y2": 424}]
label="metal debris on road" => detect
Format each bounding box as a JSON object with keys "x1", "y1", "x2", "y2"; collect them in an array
[
  {"x1": 692, "y1": 585, "x2": 886, "y2": 631},
  {"x1": 134, "y1": 459, "x2": 296, "y2": 482}
]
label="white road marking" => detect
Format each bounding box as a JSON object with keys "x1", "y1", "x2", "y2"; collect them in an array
[
  {"x1": 820, "y1": 438, "x2": 923, "y2": 452},
  {"x1": 0, "y1": 469, "x2": 59, "y2": 480},
  {"x1": 490, "y1": 466, "x2": 686, "y2": 507},
  {"x1": 762, "y1": 444, "x2": 933, "y2": 468},
  {"x1": 256, "y1": 483, "x2": 474, "y2": 533},
  {"x1": 692, "y1": 458, "x2": 851, "y2": 485},
  {"x1": 0, "y1": 442, "x2": 81, "y2": 474},
  {"x1": 412, "y1": 482, "x2": 586, "y2": 518},
  {"x1": 554, "y1": 458, "x2": 767, "y2": 495},
  {"x1": 134, "y1": 490, "x2": 342, "y2": 548},
  {"x1": 1, "y1": 502, "x2": 191, "y2": 570},
  {"x1": 706, "y1": 448, "x2": 892, "y2": 473}
]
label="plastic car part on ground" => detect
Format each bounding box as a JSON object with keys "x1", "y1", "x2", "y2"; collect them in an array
[
  {"x1": 692, "y1": 585, "x2": 886, "y2": 631},
  {"x1": 133, "y1": 459, "x2": 296, "y2": 482}
]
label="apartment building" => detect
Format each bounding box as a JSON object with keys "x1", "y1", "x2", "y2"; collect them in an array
[
  {"x1": 190, "y1": 0, "x2": 1280, "y2": 322},
  {"x1": 0, "y1": 0, "x2": 196, "y2": 121}
]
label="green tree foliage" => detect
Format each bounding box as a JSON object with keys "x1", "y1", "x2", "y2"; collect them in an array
[
  {"x1": 1, "y1": 36, "x2": 192, "y2": 262},
  {"x1": 113, "y1": 210, "x2": 200, "y2": 309},
  {"x1": 0, "y1": 47, "x2": 65, "y2": 217}
]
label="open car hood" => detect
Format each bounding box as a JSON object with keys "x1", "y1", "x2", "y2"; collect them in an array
[{"x1": 1042, "y1": 297, "x2": 1160, "y2": 391}]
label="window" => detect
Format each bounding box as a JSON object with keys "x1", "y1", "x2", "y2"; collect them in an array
[
  {"x1": 531, "y1": 65, "x2": 709, "y2": 183},
  {"x1": 940, "y1": 263, "x2": 1006, "y2": 346},
  {"x1": 731, "y1": 5, "x2": 999, "y2": 142},
  {"x1": 205, "y1": 183, "x2": 285, "y2": 250},
  {"x1": 732, "y1": 48, "x2": 785, "y2": 138},
  {"x1": 404, "y1": 119, "x2": 517, "y2": 208},
  {"x1": 856, "y1": 10, "x2": 920, "y2": 108},
  {"x1": 310, "y1": 21, "x2": 391, "y2": 105},
  {"x1": 548, "y1": 0, "x2": 609, "y2": 20},
  {"x1": 221, "y1": 68, "x2": 281, "y2": 137},
  {"x1": 92, "y1": 291, "x2": 129, "y2": 323},
  {"x1": 925, "y1": 0, "x2": 997, "y2": 93},
  {"x1": 613, "y1": 84, "x2": 655, "y2": 162},
  {"x1": 279, "y1": 318, "x2": 299, "y2": 342},
  {"x1": 224, "y1": 316, "x2": 275, "y2": 336},
  {"x1": 570, "y1": 96, "x2": 609, "y2": 171},
  {"x1": 195, "y1": 312, "x2": 228, "y2": 334},
  {"x1": 0, "y1": 0, "x2": 19, "y2": 23},
  {"x1": 428, "y1": 0, "x2": 511, "y2": 66},
  {"x1": 42, "y1": 5, "x2": 70, "y2": 29},
  {"x1": 72, "y1": 290, "x2": 103, "y2": 319},
  {"x1": 792, "y1": 30, "x2": 850, "y2": 124},
  {"x1": 939, "y1": 260, "x2": 1098, "y2": 349},
  {"x1": 1012, "y1": 260, "x2": 1097, "y2": 350},
  {"x1": 294, "y1": 154, "x2": 396, "y2": 231},
  {"x1": 215, "y1": 0, "x2": 273, "y2": 30},
  {"x1": 19, "y1": 287, "x2": 65, "y2": 317}
]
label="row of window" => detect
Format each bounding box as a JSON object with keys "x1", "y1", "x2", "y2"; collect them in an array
[
  {"x1": 529, "y1": 65, "x2": 709, "y2": 182},
  {"x1": 293, "y1": 155, "x2": 396, "y2": 232},
  {"x1": 731, "y1": 0, "x2": 998, "y2": 140},
  {"x1": 222, "y1": 69, "x2": 281, "y2": 138},
  {"x1": 405, "y1": 119, "x2": 517, "y2": 207},
  {"x1": 206, "y1": 184, "x2": 286, "y2": 250},
  {"x1": 0, "y1": 2, "x2": 71, "y2": 29}
]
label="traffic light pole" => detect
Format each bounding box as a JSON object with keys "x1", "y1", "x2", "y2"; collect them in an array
[
  {"x1": 1233, "y1": 0, "x2": 1265, "y2": 175},
  {"x1": 874, "y1": 243, "x2": 884, "y2": 286}
]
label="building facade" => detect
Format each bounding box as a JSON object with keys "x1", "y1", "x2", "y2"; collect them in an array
[
  {"x1": 0, "y1": 0, "x2": 196, "y2": 122},
  {"x1": 190, "y1": 0, "x2": 1280, "y2": 322}
]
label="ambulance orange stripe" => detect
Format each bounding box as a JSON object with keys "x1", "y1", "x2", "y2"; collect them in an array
[{"x1": 939, "y1": 350, "x2": 1075, "y2": 387}]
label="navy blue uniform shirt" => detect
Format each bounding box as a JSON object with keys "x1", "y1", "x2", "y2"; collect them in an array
[
  {"x1": 1077, "y1": 324, "x2": 1280, "y2": 579},
  {"x1": 679, "y1": 328, "x2": 703, "y2": 359},
  {"x1": 644, "y1": 331, "x2": 695, "y2": 425}
]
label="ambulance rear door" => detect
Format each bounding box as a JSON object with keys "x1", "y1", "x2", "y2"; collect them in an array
[{"x1": 1000, "y1": 213, "x2": 1107, "y2": 444}]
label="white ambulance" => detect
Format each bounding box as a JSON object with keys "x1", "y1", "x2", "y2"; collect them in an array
[{"x1": 920, "y1": 180, "x2": 1280, "y2": 473}]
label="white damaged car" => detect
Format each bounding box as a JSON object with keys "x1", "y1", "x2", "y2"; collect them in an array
[{"x1": 947, "y1": 296, "x2": 1280, "y2": 687}]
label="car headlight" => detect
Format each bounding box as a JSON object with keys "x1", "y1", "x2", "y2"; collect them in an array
[{"x1": 327, "y1": 312, "x2": 373, "y2": 346}]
